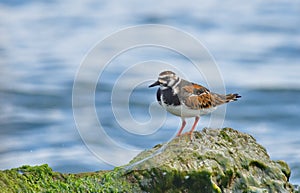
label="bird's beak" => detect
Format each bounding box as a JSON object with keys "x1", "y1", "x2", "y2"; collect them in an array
[{"x1": 148, "y1": 80, "x2": 160, "y2": 88}]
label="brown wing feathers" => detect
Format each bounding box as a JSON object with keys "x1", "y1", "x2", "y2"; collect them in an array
[
  {"x1": 183, "y1": 94, "x2": 214, "y2": 109},
  {"x1": 181, "y1": 84, "x2": 214, "y2": 109},
  {"x1": 182, "y1": 83, "x2": 241, "y2": 110}
]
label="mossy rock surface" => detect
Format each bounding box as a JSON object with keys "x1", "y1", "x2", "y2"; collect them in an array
[
  {"x1": 0, "y1": 128, "x2": 297, "y2": 192},
  {"x1": 126, "y1": 128, "x2": 295, "y2": 193}
]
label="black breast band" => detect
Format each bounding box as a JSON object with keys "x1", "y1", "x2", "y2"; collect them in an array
[{"x1": 156, "y1": 88, "x2": 181, "y2": 106}]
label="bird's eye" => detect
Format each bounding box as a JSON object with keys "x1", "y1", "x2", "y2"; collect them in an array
[{"x1": 164, "y1": 77, "x2": 170, "y2": 82}]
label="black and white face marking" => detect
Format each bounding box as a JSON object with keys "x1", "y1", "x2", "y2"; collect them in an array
[
  {"x1": 149, "y1": 70, "x2": 180, "y2": 89},
  {"x1": 158, "y1": 71, "x2": 180, "y2": 88}
]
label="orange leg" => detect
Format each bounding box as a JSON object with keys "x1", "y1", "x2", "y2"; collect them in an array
[
  {"x1": 187, "y1": 116, "x2": 200, "y2": 140},
  {"x1": 176, "y1": 119, "x2": 186, "y2": 137}
]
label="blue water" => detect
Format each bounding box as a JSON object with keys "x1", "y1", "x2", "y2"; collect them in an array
[{"x1": 1, "y1": 0, "x2": 300, "y2": 184}]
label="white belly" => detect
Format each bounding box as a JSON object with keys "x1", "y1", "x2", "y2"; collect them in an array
[{"x1": 162, "y1": 102, "x2": 217, "y2": 118}]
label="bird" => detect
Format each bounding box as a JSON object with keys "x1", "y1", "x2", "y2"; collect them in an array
[{"x1": 149, "y1": 70, "x2": 241, "y2": 140}]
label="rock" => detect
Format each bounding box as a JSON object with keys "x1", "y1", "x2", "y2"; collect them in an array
[
  {"x1": 125, "y1": 128, "x2": 295, "y2": 193},
  {"x1": 0, "y1": 128, "x2": 297, "y2": 192}
]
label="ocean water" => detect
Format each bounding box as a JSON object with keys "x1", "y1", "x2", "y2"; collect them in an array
[{"x1": 1, "y1": 0, "x2": 300, "y2": 184}]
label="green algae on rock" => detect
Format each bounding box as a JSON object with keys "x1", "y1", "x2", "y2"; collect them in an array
[
  {"x1": 0, "y1": 164, "x2": 140, "y2": 192},
  {"x1": 0, "y1": 128, "x2": 297, "y2": 192}
]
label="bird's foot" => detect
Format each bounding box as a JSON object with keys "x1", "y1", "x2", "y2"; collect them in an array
[{"x1": 183, "y1": 131, "x2": 193, "y2": 141}]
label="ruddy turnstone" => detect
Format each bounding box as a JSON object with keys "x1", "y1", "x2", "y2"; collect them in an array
[{"x1": 149, "y1": 70, "x2": 241, "y2": 140}]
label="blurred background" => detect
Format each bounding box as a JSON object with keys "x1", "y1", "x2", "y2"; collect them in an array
[{"x1": 0, "y1": 0, "x2": 299, "y2": 184}]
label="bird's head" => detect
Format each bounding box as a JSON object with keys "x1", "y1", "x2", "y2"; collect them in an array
[{"x1": 149, "y1": 71, "x2": 179, "y2": 88}]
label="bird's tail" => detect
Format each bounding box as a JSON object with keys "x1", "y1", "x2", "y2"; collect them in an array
[
  {"x1": 225, "y1": 93, "x2": 241, "y2": 102},
  {"x1": 212, "y1": 93, "x2": 241, "y2": 105}
]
